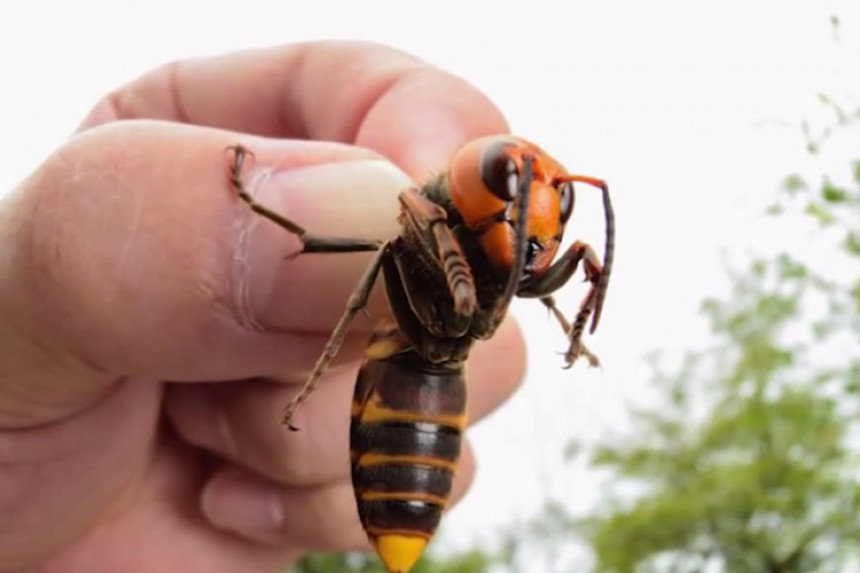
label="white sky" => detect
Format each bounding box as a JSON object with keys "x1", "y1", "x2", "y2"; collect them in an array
[{"x1": 2, "y1": 0, "x2": 859, "y2": 566}]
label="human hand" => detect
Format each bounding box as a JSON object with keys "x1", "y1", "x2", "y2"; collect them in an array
[{"x1": 0, "y1": 42, "x2": 525, "y2": 573}]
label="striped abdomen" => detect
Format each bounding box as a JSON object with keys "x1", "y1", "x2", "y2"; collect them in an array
[{"x1": 350, "y1": 325, "x2": 466, "y2": 573}]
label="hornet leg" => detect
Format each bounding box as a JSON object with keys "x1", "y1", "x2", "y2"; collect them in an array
[
  {"x1": 519, "y1": 241, "x2": 603, "y2": 368},
  {"x1": 398, "y1": 188, "x2": 477, "y2": 318},
  {"x1": 227, "y1": 144, "x2": 383, "y2": 259},
  {"x1": 540, "y1": 295, "x2": 600, "y2": 368},
  {"x1": 281, "y1": 244, "x2": 390, "y2": 430}
]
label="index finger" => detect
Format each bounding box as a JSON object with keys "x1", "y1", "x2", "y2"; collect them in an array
[{"x1": 80, "y1": 41, "x2": 509, "y2": 178}]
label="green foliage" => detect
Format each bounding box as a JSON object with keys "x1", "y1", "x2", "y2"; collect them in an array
[{"x1": 576, "y1": 96, "x2": 860, "y2": 572}]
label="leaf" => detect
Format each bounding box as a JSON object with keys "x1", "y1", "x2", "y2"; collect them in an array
[
  {"x1": 781, "y1": 174, "x2": 808, "y2": 195},
  {"x1": 821, "y1": 179, "x2": 847, "y2": 202},
  {"x1": 805, "y1": 202, "x2": 836, "y2": 225},
  {"x1": 776, "y1": 253, "x2": 808, "y2": 280},
  {"x1": 766, "y1": 203, "x2": 784, "y2": 216},
  {"x1": 844, "y1": 231, "x2": 860, "y2": 256}
]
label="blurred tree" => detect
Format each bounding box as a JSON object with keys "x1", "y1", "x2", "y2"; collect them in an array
[{"x1": 574, "y1": 96, "x2": 860, "y2": 572}]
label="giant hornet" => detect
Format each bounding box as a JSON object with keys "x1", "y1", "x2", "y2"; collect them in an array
[{"x1": 227, "y1": 135, "x2": 614, "y2": 573}]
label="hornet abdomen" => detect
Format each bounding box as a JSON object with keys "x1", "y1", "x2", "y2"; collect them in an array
[{"x1": 350, "y1": 325, "x2": 466, "y2": 573}]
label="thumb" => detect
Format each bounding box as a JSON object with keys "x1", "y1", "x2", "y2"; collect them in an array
[{"x1": 0, "y1": 119, "x2": 411, "y2": 428}]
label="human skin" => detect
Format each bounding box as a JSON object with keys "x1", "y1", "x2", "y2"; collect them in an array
[{"x1": 0, "y1": 42, "x2": 525, "y2": 573}]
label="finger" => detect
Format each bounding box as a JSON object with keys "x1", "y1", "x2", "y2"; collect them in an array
[
  {"x1": 43, "y1": 435, "x2": 300, "y2": 573},
  {"x1": 78, "y1": 41, "x2": 508, "y2": 178},
  {"x1": 199, "y1": 441, "x2": 477, "y2": 549},
  {"x1": 0, "y1": 121, "x2": 412, "y2": 426},
  {"x1": 0, "y1": 378, "x2": 161, "y2": 568},
  {"x1": 166, "y1": 318, "x2": 525, "y2": 486}
]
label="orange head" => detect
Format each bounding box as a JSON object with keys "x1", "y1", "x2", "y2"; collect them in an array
[{"x1": 448, "y1": 136, "x2": 575, "y2": 277}]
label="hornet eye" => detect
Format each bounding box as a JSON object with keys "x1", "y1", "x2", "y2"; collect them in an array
[
  {"x1": 559, "y1": 181, "x2": 575, "y2": 223},
  {"x1": 480, "y1": 141, "x2": 519, "y2": 201}
]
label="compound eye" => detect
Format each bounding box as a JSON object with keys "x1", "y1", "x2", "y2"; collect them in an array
[
  {"x1": 480, "y1": 141, "x2": 519, "y2": 201},
  {"x1": 559, "y1": 181, "x2": 575, "y2": 223}
]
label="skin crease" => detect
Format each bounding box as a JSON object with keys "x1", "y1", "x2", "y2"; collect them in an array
[{"x1": 0, "y1": 42, "x2": 526, "y2": 573}]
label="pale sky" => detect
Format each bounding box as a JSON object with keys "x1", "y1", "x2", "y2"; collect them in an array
[{"x1": 2, "y1": 0, "x2": 859, "y2": 567}]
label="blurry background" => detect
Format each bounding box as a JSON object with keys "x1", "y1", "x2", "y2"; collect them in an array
[{"x1": 3, "y1": 2, "x2": 859, "y2": 571}]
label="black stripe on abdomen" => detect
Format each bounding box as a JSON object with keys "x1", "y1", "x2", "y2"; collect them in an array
[
  {"x1": 351, "y1": 420, "x2": 462, "y2": 462},
  {"x1": 357, "y1": 498, "x2": 442, "y2": 536}
]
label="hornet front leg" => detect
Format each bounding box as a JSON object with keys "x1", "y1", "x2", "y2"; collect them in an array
[
  {"x1": 518, "y1": 240, "x2": 604, "y2": 368},
  {"x1": 227, "y1": 145, "x2": 383, "y2": 259}
]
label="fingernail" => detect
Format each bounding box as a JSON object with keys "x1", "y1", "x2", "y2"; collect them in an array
[
  {"x1": 201, "y1": 469, "x2": 285, "y2": 542},
  {"x1": 230, "y1": 157, "x2": 413, "y2": 328},
  {"x1": 261, "y1": 159, "x2": 412, "y2": 237}
]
